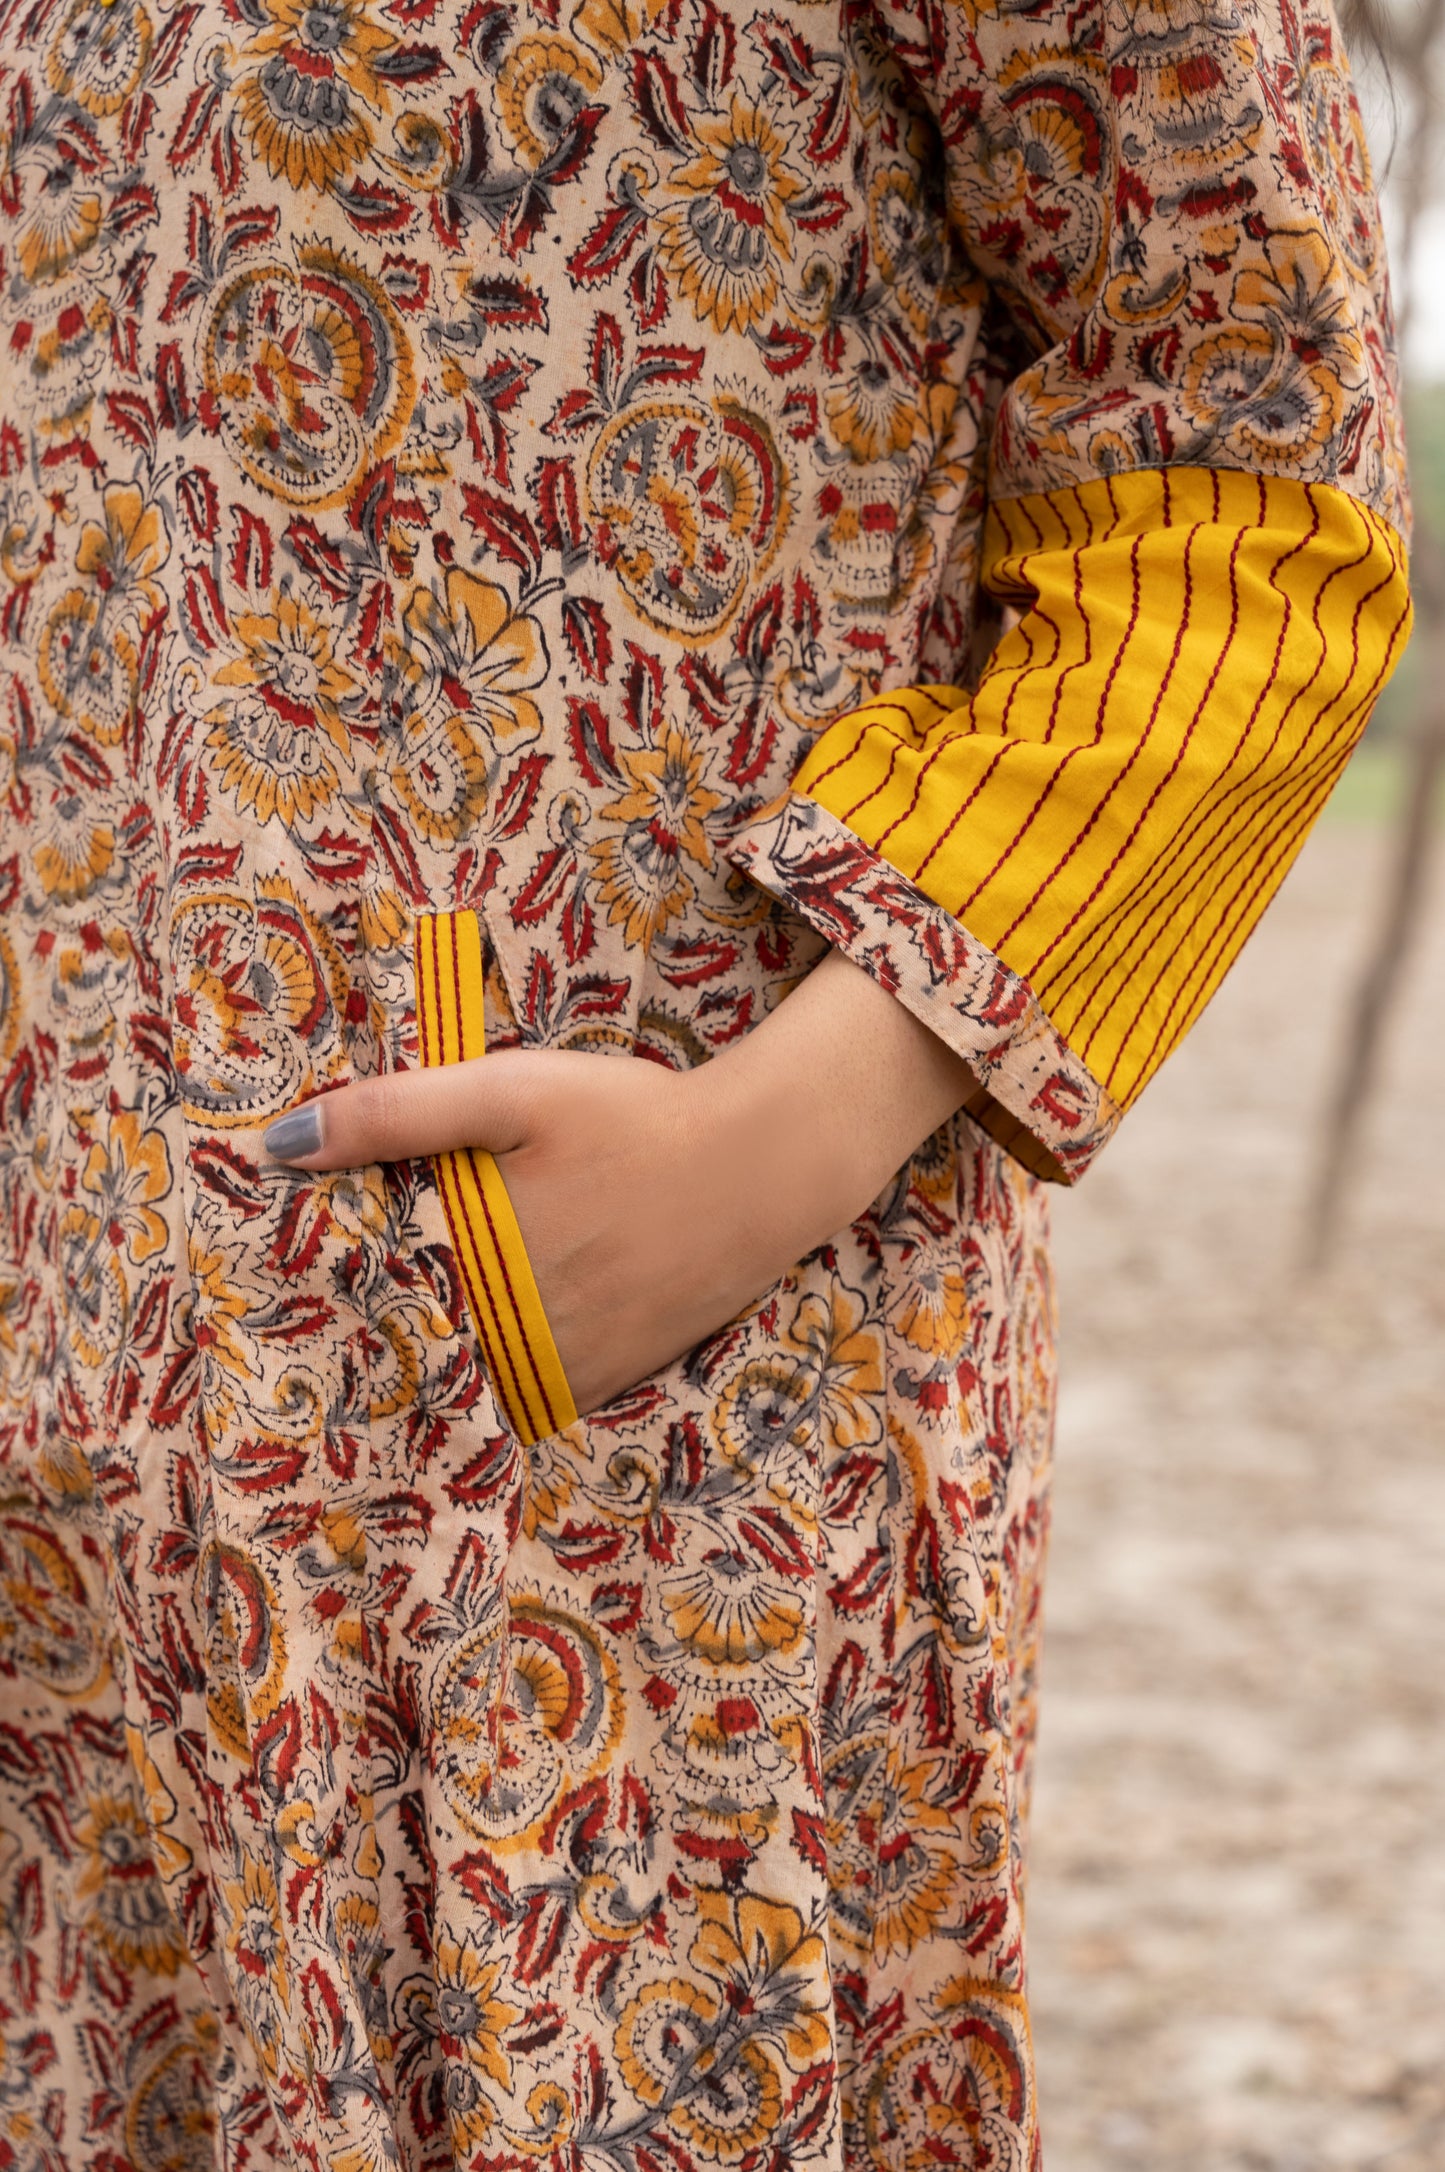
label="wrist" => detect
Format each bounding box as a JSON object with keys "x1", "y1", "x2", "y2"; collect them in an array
[{"x1": 682, "y1": 1001, "x2": 884, "y2": 1270}]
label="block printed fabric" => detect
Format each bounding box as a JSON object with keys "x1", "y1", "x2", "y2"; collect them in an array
[{"x1": 0, "y1": 0, "x2": 1409, "y2": 2163}]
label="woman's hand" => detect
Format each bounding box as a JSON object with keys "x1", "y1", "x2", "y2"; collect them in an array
[{"x1": 262, "y1": 947, "x2": 976, "y2": 1419}]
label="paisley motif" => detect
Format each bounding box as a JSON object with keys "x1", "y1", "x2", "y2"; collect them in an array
[
  {"x1": 586, "y1": 390, "x2": 791, "y2": 641},
  {"x1": 200, "y1": 245, "x2": 415, "y2": 507},
  {"x1": 433, "y1": 1595, "x2": 623, "y2": 1847}
]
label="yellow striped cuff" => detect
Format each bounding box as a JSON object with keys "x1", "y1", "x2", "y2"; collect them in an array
[{"x1": 413, "y1": 910, "x2": 577, "y2": 1448}]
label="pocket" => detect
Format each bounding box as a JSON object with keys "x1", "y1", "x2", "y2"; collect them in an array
[{"x1": 413, "y1": 909, "x2": 578, "y2": 1449}]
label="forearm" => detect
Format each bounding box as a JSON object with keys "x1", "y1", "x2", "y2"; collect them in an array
[{"x1": 690, "y1": 944, "x2": 977, "y2": 1268}]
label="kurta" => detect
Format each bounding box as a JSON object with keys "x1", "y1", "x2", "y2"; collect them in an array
[{"x1": 0, "y1": 0, "x2": 1410, "y2": 2164}]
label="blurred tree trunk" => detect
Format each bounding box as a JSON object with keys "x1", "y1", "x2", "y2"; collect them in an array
[{"x1": 1304, "y1": 0, "x2": 1444, "y2": 1256}]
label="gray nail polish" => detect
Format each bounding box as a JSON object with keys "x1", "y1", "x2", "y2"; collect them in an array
[{"x1": 263, "y1": 1105, "x2": 323, "y2": 1161}]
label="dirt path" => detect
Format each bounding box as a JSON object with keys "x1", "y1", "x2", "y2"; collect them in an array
[{"x1": 1029, "y1": 812, "x2": 1445, "y2": 2172}]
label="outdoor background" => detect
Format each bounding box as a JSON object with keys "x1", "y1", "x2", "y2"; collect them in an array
[{"x1": 1026, "y1": 4, "x2": 1445, "y2": 2165}]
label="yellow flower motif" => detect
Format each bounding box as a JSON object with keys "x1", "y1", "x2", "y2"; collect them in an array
[
  {"x1": 1181, "y1": 321, "x2": 1277, "y2": 425},
  {"x1": 75, "y1": 479, "x2": 170, "y2": 594},
  {"x1": 893, "y1": 1261, "x2": 969, "y2": 1362},
  {"x1": 122, "y1": 2034, "x2": 218, "y2": 2172},
  {"x1": 616, "y1": 1892, "x2": 833, "y2": 2159},
  {"x1": 123, "y1": 1723, "x2": 195, "y2": 1884},
  {"x1": 357, "y1": 886, "x2": 411, "y2": 952},
  {"x1": 202, "y1": 1540, "x2": 288, "y2": 1762},
  {"x1": 222, "y1": 1852, "x2": 289, "y2": 2010},
  {"x1": 589, "y1": 724, "x2": 723, "y2": 950},
  {"x1": 671, "y1": 2039, "x2": 783, "y2": 2161},
  {"x1": 657, "y1": 96, "x2": 805, "y2": 335},
  {"x1": 522, "y1": 1425, "x2": 588, "y2": 1537},
  {"x1": 15, "y1": 156, "x2": 104, "y2": 283},
  {"x1": 868, "y1": 163, "x2": 942, "y2": 335},
  {"x1": 47, "y1": 0, "x2": 154, "y2": 118},
  {"x1": 825, "y1": 358, "x2": 921, "y2": 461},
  {"x1": 495, "y1": 35, "x2": 602, "y2": 166},
  {"x1": 400, "y1": 568, "x2": 547, "y2": 737},
  {"x1": 661, "y1": 1549, "x2": 806, "y2": 1666},
  {"x1": 1181, "y1": 229, "x2": 1361, "y2": 472},
  {"x1": 425, "y1": 1932, "x2": 520, "y2": 2149},
  {"x1": 709, "y1": 1350, "x2": 821, "y2": 1530},
  {"x1": 0, "y1": 1517, "x2": 107, "y2": 1696},
  {"x1": 905, "y1": 1124, "x2": 958, "y2": 1204},
  {"x1": 58, "y1": 1202, "x2": 128, "y2": 1366},
  {"x1": 869, "y1": 1761, "x2": 963, "y2": 1962},
  {"x1": 615, "y1": 1976, "x2": 721, "y2": 2108},
  {"x1": 72, "y1": 1792, "x2": 188, "y2": 1975},
  {"x1": 33, "y1": 793, "x2": 116, "y2": 900},
  {"x1": 35, "y1": 1431, "x2": 93, "y2": 1505},
  {"x1": 212, "y1": 595, "x2": 356, "y2": 735},
  {"x1": 36, "y1": 590, "x2": 139, "y2": 746},
  {"x1": 34, "y1": 484, "x2": 169, "y2": 744},
  {"x1": 206, "y1": 594, "x2": 357, "y2": 825},
  {"x1": 572, "y1": 0, "x2": 674, "y2": 56},
  {"x1": 334, "y1": 1892, "x2": 395, "y2": 2068},
  {"x1": 504, "y1": 2082, "x2": 574, "y2": 2159},
  {"x1": 1086, "y1": 425, "x2": 1139, "y2": 477},
  {"x1": 712, "y1": 1354, "x2": 816, "y2": 1472},
  {"x1": 274, "y1": 1798, "x2": 324, "y2": 1867},
  {"x1": 690, "y1": 1891, "x2": 832, "y2": 2069},
  {"x1": 80, "y1": 1104, "x2": 171, "y2": 1268},
  {"x1": 186, "y1": 1241, "x2": 254, "y2": 1394},
  {"x1": 784, "y1": 1280, "x2": 884, "y2": 1453},
  {"x1": 233, "y1": 0, "x2": 395, "y2": 191},
  {"x1": 386, "y1": 570, "x2": 548, "y2": 841}
]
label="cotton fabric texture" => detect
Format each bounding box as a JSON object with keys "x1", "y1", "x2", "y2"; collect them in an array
[{"x1": 0, "y1": 0, "x2": 1409, "y2": 2164}]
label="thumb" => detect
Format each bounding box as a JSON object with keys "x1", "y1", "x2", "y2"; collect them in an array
[{"x1": 261, "y1": 1054, "x2": 535, "y2": 1170}]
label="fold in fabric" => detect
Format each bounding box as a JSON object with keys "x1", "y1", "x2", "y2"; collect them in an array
[
  {"x1": 413, "y1": 910, "x2": 577, "y2": 1446},
  {"x1": 724, "y1": 467, "x2": 1411, "y2": 1178}
]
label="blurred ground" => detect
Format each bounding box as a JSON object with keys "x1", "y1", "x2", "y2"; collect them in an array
[{"x1": 1028, "y1": 780, "x2": 1445, "y2": 2172}]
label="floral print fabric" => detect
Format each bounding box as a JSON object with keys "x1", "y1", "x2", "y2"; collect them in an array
[{"x1": 0, "y1": 0, "x2": 1403, "y2": 2165}]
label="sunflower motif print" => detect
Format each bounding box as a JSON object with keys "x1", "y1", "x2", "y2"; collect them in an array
[{"x1": 0, "y1": 0, "x2": 1410, "y2": 2163}]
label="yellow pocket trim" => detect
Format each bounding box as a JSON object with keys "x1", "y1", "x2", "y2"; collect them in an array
[{"x1": 413, "y1": 910, "x2": 577, "y2": 1447}]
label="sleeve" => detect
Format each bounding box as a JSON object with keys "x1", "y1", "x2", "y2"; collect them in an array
[{"x1": 718, "y1": 0, "x2": 1413, "y2": 1185}]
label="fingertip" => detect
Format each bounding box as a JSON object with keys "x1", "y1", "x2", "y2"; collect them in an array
[{"x1": 262, "y1": 1102, "x2": 325, "y2": 1164}]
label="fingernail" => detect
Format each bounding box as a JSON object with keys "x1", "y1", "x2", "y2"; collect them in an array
[{"x1": 263, "y1": 1105, "x2": 323, "y2": 1161}]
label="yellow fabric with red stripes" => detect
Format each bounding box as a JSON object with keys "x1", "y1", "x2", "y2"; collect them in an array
[
  {"x1": 791, "y1": 468, "x2": 1412, "y2": 1108},
  {"x1": 413, "y1": 909, "x2": 577, "y2": 1447}
]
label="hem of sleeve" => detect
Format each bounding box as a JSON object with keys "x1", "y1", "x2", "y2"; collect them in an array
[{"x1": 720, "y1": 792, "x2": 1121, "y2": 1187}]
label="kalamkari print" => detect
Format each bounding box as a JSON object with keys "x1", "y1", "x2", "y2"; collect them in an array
[{"x1": 0, "y1": 0, "x2": 1408, "y2": 2163}]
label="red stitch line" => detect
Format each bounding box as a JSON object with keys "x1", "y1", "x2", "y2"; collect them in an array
[
  {"x1": 846, "y1": 519, "x2": 1074, "y2": 885},
  {"x1": 1059, "y1": 490, "x2": 1317, "y2": 1039},
  {"x1": 1096, "y1": 486, "x2": 1401, "y2": 1080},
  {"x1": 468, "y1": 1147, "x2": 562, "y2": 1440},
  {"x1": 891, "y1": 487, "x2": 1098, "y2": 880},
  {"x1": 952, "y1": 510, "x2": 1145, "y2": 932},
  {"x1": 1110, "y1": 511, "x2": 1411, "y2": 1093},
  {"x1": 899, "y1": 572, "x2": 1074, "y2": 888},
  {"x1": 1046, "y1": 470, "x2": 1290, "y2": 1015},
  {"x1": 439, "y1": 1158, "x2": 534, "y2": 1441},
  {"x1": 450, "y1": 911, "x2": 468, "y2": 1064},
  {"x1": 922, "y1": 481, "x2": 1114, "y2": 906},
  {"x1": 416, "y1": 915, "x2": 435, "y2": 1070},
  {"x1": 1045, "y1": 514, "x2": 1248, "y2": 1044},
  {"x1": 995, "y1": 473, "x2": 1184, "y2": 959},
  {"x1": 1128, "y1": 744, "x2": 1357, "y2": 1090},
  {"x1": 1140, "y1": 697, "x2": 1389, "y2": 1079},
  {"x1": 445, "y1": 1146, "x2": 543, "y2": 1442},
  {"x1": 417, "y1": 916, "x2": 530, "y2": 1440},
  {"x1": 802, "y1": 688, "x2": 958, "y2": 824}
]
